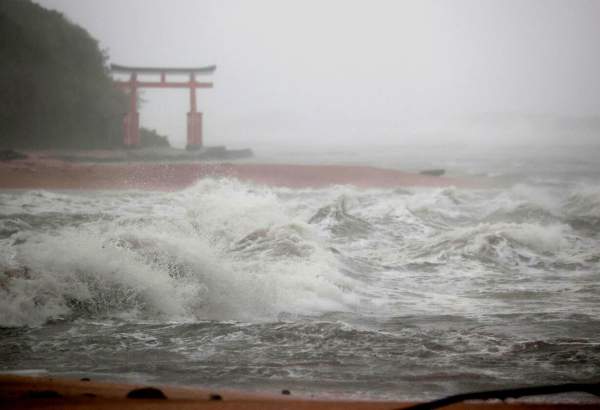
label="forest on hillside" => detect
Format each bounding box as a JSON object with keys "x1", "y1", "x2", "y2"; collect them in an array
[{"x1": 0, "y1": 0, "x2": 127, "y2": 149}]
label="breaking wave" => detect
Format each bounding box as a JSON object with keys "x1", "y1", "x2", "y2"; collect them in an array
[
  {"x1": 0, "y1": 180, "x2": 359, "y2": 327},
  {"x1": 1, "y1": 179, "x2": 600, "y2": 328}
]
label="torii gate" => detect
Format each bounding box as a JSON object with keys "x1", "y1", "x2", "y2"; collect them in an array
[{"x1": 111, "y1": 64, "x2": 216, "y2": 149}]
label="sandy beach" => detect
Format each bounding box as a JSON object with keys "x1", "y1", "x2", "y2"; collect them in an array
[
  {"x1": 0, "y1": 153, "x2": 476, "y2": 191},
  {"x1": 1, "y1": 375, "x2": 596, "y2": 410}
]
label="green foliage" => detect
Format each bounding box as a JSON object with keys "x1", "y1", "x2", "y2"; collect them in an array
[
  {"x1": 0, "y1": 0, "x2": 127, "y2": 149},
  {"x1": 140, "y1": 127, "x2": 170, "y2": 148}
]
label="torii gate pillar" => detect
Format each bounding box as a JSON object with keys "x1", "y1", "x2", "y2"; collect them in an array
[
  {"x1": 187, "y1": 112, "x2": 203, "y2": 149},
  {"x1": 186, "y1": 73, "x2": 203, "y2": 150},
  {"x1": 123, "y1": 73, "x2": 140, "y2": 147}
]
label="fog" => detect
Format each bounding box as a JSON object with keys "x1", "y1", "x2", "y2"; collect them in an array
[
  {"x1": 35, "y1": 0, "x2": 600, "y2": 148},
  {"x1": 5, "y1": 1, "x2": 600, "y2": 401}
]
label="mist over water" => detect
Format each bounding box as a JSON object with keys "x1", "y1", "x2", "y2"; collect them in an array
[
  {"x1": 2, "y1": 0, "x2": 598, "y2": 402},
  {"x1": 1, "y1": 145, "x2": 599, "y2": 400},
  {"x1": 33, "y1": 0, "x2": 600, "y2": 148}
]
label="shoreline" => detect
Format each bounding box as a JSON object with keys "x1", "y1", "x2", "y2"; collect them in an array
[
  {"x1": 0, "y1": 155, "x2": 483, "y2": 191},
  {"x1": 0, "y1": 374, "x2": 409, "y2": 409},
  {"x1": 0, "y1": 375, "x2": 595, "y2": 409}
]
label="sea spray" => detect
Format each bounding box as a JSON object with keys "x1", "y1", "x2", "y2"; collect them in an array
[
  {"x1": 1, "y1": 178, "x2": 599, "y2": 400},
  {"x1": 0, "y1": 179, "x2": 360, "y2": 326}
]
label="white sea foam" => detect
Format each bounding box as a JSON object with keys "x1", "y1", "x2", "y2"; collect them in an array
[
  {"x1": 0, "y1": 179, "x2": 361, "y2": 326},
  {"x1": 1, "y1": 179, "x2": 600, "y2": 327}
]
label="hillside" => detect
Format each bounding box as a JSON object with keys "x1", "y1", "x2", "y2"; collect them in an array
[{"x1": 0, "y1": 0, "x2": 126, "y2": 149}]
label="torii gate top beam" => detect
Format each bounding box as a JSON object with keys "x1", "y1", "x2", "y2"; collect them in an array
[
  {"x1": 111, "y1": 64, "x2": 215, "y2": 89},
  {"x1": 113, "y1": 80, "x2": 213, "y2": 89},
  {"x1": 110, "y1": 64, "x2": 217, "y2": 75}
]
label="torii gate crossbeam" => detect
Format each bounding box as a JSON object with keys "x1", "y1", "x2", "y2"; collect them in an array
[{"x1": 111, "y1": 64, "x2": 216, "y2": 149}]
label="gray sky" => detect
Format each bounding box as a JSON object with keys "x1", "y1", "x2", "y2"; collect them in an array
[{"x1": 35, "y1": 0, "x2": 600, "y2": 147}]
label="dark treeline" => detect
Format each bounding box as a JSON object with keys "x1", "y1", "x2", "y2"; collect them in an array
[{"x1": 0, "y1": 0, "x2": 127, "y2": 149}]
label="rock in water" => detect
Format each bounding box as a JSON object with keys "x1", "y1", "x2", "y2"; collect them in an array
[
  {"x1": 419, "y1": 168, "x2": 445, "y2": 176},
  {"x1": 126, "y1": 387, "x2": 167, "y2": 399}
]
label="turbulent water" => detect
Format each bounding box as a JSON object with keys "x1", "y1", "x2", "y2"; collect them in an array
[{"x1": 1, "y1": 145, "x2": 600, "y2": 401}]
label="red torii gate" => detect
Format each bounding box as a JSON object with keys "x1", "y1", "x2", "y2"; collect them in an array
[{"x1": 111, "y1": 64, "x2": 216, "y2": 149}]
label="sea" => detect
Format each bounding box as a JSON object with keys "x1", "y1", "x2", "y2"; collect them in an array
[{"x1": 1, "y1": 143, "x2": 599, "y2": 402}]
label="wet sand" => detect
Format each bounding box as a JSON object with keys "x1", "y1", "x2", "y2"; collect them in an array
[
  {"x1": 0, "y1": 375, "x2": 595, "y2": 410},
  {"x1": 0, "y1": 156, "x2": 478, "y2": 191}
]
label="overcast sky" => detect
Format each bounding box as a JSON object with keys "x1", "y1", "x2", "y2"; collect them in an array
[{"x1": 34, "y1": 0, "x2": 600, "y2": 147}]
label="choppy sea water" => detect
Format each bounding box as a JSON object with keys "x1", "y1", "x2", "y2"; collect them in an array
[{"x1": 1, "y1": 145, "x2": 600, "y2": 401}]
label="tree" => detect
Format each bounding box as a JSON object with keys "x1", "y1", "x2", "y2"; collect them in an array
[{"x1": 0, "y1": 0, "x2": 127, "y2": 149}]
